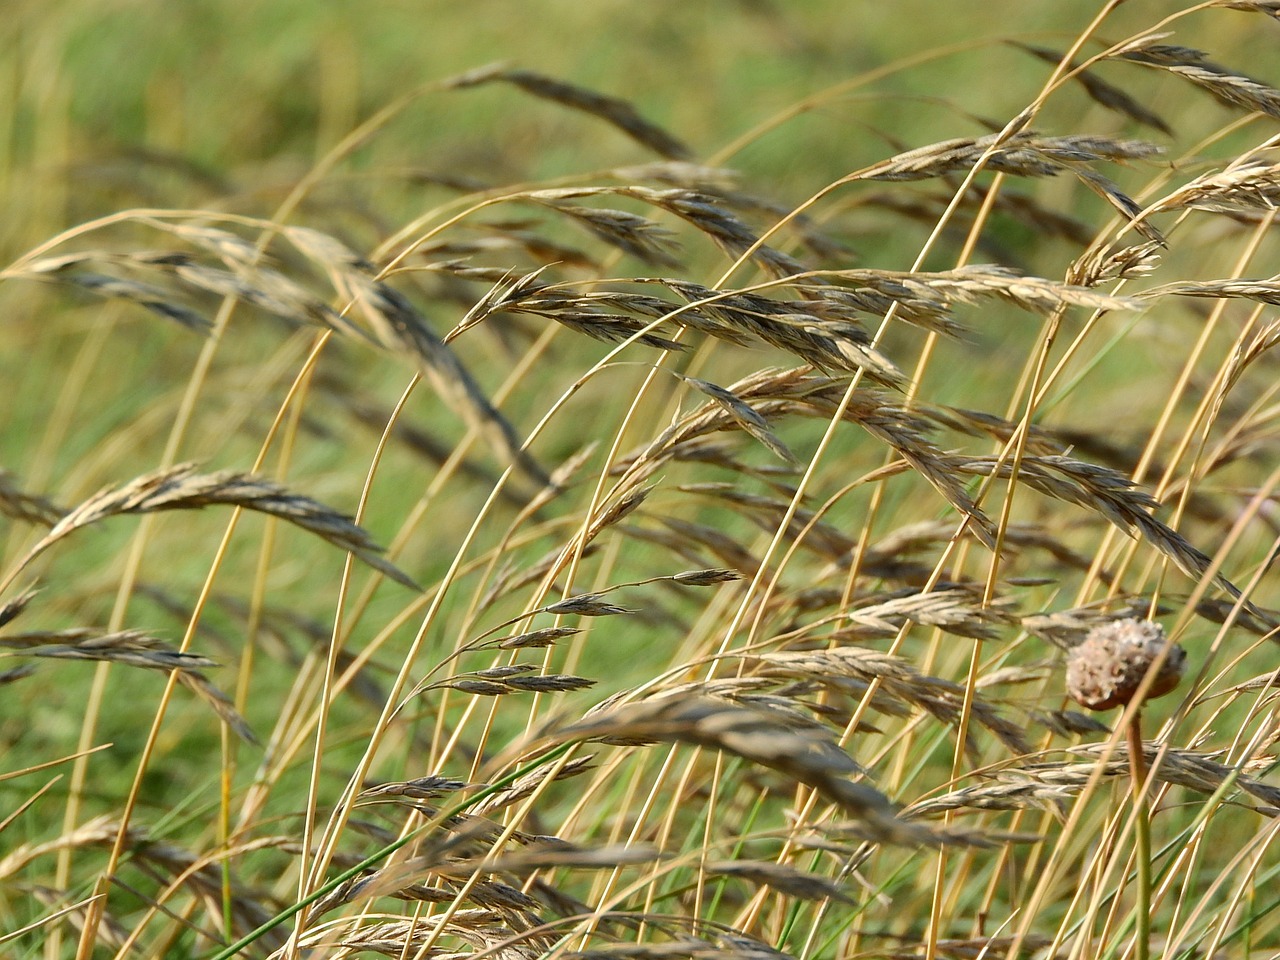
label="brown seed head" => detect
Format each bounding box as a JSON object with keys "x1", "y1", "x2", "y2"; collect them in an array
[{"x1": 1065, "y1": 618, "x2": 1186, "y2": 711}]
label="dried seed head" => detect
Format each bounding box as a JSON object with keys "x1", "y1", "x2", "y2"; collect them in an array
[
  {"x1": 499, "y1": 626, "x2": 581, "y2": 649},
  {"x1": 543, "y1": 593, "x2": 635, "y2": 617},
  {"x1": 1065, "y1": 618, "x2": 1186, "y2": 711},
  {"x1": 672, "y1": 568, "x2": 743, "y2": 586}
]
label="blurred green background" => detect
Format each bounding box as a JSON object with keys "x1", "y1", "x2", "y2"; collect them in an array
[{"x1": 5, "y1": 0, "x2": 1270, "y2": 254}]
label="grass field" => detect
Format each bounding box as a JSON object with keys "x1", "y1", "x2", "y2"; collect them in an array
[{"x1": 3, "y1": 2, "x2": 1280, "y2": 958}]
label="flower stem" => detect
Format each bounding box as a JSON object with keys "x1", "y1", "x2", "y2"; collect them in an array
[{"x1": 1127, "y1": 712, "x2": 1152, "y2": 960}]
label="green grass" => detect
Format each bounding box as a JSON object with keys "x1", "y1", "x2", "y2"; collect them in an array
[{"x1": 3, "y1": 2, "x2": 1280, "y2": 958}]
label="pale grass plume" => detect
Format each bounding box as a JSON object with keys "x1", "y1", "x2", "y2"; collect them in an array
[{"x1": 27, "y1": 462, "x2": 419, "y2": 590}]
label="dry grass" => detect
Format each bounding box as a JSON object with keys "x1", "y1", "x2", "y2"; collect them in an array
[{"x1": 3, "y1": 3, "x2": 1280, "y2": 959}]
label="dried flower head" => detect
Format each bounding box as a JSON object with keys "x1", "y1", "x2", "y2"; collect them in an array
[{"x1": 1065, "y1": 618, "x2": 1186, "y2": 711}]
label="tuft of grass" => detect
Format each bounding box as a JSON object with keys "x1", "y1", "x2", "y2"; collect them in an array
[{"x1": 3, "y1": 3, "x2": 1280, "y2": 959}]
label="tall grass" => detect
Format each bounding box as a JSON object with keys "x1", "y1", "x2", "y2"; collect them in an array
[{"x1": 3, "y1": 3, "x2": 1280, "y2": 958}]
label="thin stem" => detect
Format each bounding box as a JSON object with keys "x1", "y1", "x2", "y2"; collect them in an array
[{"x1": 1127, "y1": 713, "x2": 1151, "y2": 960}]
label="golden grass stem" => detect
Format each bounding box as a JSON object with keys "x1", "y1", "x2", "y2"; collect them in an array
[{"x1": 1127, "y1": 713, "x2": 1151, "y2": 960}]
